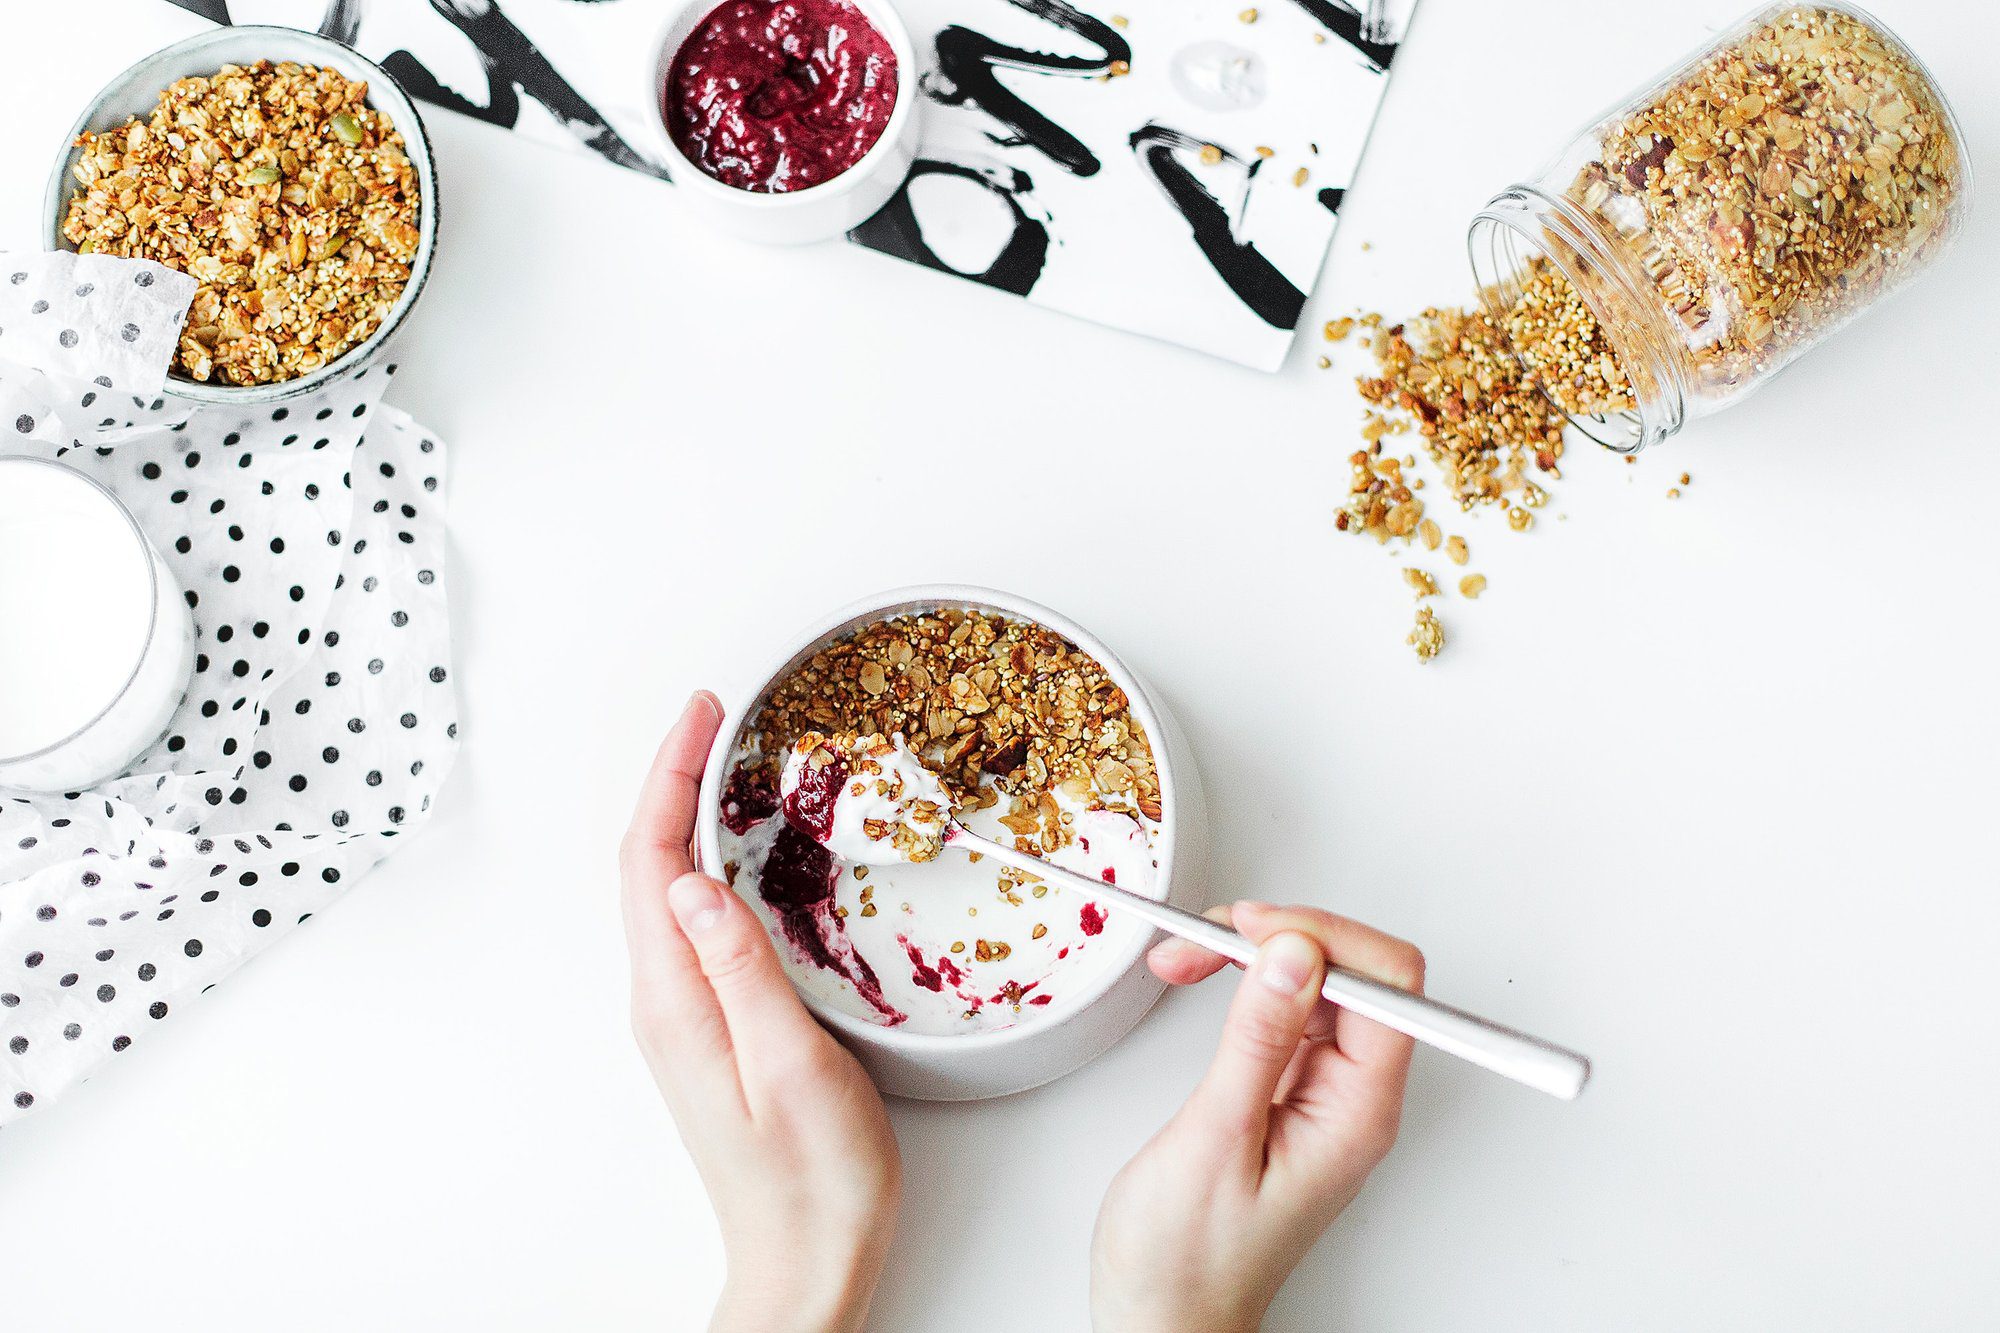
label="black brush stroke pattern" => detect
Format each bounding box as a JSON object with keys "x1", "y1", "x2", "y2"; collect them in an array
[
  {"x1": 320, "y1": 0, "x2": 364, "y2": 46},
  {"x1": 379, "y1": 0, "x2": 666, "y2": 179},
  {"x1": 1129, "y1": 126, "x2": 1303, "y2": 331},
  {"x1": 921, "y1": 0, "x2": 1131, "y2": 178},
  {"x1": 168, "y1": 0, "x2": 667, "y2": 180},
  {"x1": 849, "y1": 160, "x2": 1050, "y2": 297},
  {"x1": 1317, "y1": 186, "x2": 1346, "y2": 213},
  {"x1": 1287, "y1": 0, "x2": 1398, "y2": 71}
]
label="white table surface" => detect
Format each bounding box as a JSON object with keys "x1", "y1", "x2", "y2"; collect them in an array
[{"x1": 3, "y1": 1, "x2": 1996, "y2": 1328}]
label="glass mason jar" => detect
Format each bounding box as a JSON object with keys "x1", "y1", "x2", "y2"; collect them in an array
[{"x1": 1468, "y1": 2, "x2": 1970, "y2": 451}]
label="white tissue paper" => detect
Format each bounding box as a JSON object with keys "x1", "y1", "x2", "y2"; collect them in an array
[{"x1": 0, "y1": 250, "x2": 459, "y2": 1125}]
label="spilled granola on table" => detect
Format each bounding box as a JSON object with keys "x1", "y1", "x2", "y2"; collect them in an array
[
  {"x1": 1328, "y1": 256, "x2": 1628, "y2": 660},
  {"x1": 1339, "y1": 255, "x2": 1629, "y2": 545},
  {"x1": 62, "y1": 61, "x2": 422, "y2": 387},
  {"x1": 1323, "y1": 7, "x2": 1962, "y2": 664}
]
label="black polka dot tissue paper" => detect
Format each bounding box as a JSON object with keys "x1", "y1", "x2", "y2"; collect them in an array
[{"x1": 0, "y1": 250, "x2": 459, "y2": 1124}]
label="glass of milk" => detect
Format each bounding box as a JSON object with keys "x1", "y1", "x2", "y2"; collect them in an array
[{"x1": 0, "y1": 458, "x2": 195, "y2": 792}]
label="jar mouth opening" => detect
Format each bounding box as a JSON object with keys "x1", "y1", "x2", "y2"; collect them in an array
[{"x1": 1467, "y1": 192, "x2": 1682, "y2": 455}]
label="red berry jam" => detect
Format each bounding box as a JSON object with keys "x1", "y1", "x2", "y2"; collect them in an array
[
  {"x1": 720, "y1": 767, "x2": 779, "y2": 835},
  {"x1": 758, "y1": 821, "x2": 901, "y2": 1022},
  {"x1": 665, "y1": 0, "x2": 898, "y2": 193},
  {"x1": 779, "y1": 749, "x2": 846, "y2": 845}
]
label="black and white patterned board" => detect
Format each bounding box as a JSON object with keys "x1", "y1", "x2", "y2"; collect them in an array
[
  {"x1": 0, "y1": 251, "x2": 459, "y2": 1125},
  {"x1": 163, "y1": 0, "x2": 1414, "y2": 370}
]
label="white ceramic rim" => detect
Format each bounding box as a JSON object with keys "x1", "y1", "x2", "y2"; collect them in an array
[
  {"x1": 698, "y1": 583, "x2": 1180, "y2": 1057},
  {"x1": 0, "y1": 457, "x2": 163, "y2": 766},
  {"x1": 644, "y1": 0, "x2": 918, "y2": 208},
  {"x1": 43, "y1": 25, "x2": 441, "y2": 406}
]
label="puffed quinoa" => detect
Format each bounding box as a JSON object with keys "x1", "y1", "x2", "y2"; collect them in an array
[{"x1": 1502, "y1": 258, "x2": 1636, "y2": 418}]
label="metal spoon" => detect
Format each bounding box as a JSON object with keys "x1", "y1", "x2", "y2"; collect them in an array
[{"x1": 942, "y1": 820, "x2": 1592, "y2": 1101}]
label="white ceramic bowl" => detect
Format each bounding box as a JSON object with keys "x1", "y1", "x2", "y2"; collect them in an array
[
  {"x1": 44, "y1": 26, "x2": 441, "y2": 406},
  {"x1": 642, "y1": 0, "x2": 921, "y2": 246},
  {"x1": 697, "y1": 584, "x2": 1209, "y2": 1101}
]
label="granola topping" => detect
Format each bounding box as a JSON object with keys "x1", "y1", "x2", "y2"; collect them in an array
[
  {"x1": 61, "y1": 61, "x2": 422, "y2": 387},
  {"x1": 745, "y1": 609, "x2": 1160, "y2": 823}
]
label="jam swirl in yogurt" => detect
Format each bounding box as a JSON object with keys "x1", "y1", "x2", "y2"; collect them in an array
[{"x1": 665, "y1": 0, "x2": 898, "y2": 193}]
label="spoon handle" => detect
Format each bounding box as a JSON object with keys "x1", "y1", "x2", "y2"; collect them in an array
[{"x1": 945, "y1": 826, "x2": 1591, "y2": 1101}]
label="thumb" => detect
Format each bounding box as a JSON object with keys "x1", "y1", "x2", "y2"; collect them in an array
[
  {"x1": 667, "y1": 873, "x2": 827, "y2": 1070},
  {"x1": 1182, "y1": 931, "x2": 1327, "y2": 1148}
]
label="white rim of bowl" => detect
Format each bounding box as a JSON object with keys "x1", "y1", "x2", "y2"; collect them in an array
[
  {"x1": 43, "y1": 25, "x2": 440, "y2": 406},
  {"x1": 0, "y1": 457, "x2": 163, "y2": 769},
  {"x1": 645, "y1": 0, "x2": 918, "y2": 208},
  {"x1": 698, "y1": 583, "x2": 1178, "y2": 1055}
]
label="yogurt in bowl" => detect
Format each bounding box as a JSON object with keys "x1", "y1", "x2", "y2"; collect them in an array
[
  {"x1": 727, "y1": 725, "x2": 1161, "y2": 1036},
  {"x1": 699, "y1": 585, "x2": 1207, "y2": 1100}
]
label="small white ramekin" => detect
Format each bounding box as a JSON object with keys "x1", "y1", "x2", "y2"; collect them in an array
[
  {"x1": 45, "y1": 26, "x2": 441, "y2": 407},
  {"x1": 642, "y1": 0, "x2": 921, "y2": 246},
  {"x1": 696, "y1": 584, "x2": 1209, "y2": 1101}
]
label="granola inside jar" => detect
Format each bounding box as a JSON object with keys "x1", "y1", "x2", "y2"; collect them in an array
[{"x1": 1468, "y1": 2, "x2": 1969, "y2": 450}]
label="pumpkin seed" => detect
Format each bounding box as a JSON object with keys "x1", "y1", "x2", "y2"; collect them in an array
[{"x1": 331, "y1": 113, "x2": 364, "y2": 145}]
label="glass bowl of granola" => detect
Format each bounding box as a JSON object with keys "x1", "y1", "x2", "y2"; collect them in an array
[
  {"x1": 44, "y1": 26, "x2": 439, "y2": 405},
  {"x1": 696, "y1": 585, "x2": 1208, "y2": 1101}
]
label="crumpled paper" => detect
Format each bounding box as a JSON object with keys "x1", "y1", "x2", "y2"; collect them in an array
[{"x1": 0, "y1": 250, "x2": 459, "y2": 1124}]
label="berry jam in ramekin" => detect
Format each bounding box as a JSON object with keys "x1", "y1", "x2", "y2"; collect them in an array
[{"x1": 663, "y1": 0, "x2": 899, "y2": 194}]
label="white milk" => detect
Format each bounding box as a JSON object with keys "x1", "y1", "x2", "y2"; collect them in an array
[{"x1": 0, "y1": 459, "x2": 194, "y2": 791}]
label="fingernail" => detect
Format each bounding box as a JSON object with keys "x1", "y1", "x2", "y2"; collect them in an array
[
  {"x1": 686, "y1": 690, "x2": 723, "y2": 724},
  {"x1": 668, "y1": 873, "x2": 726, "y2": 936},
  {"x1": 1256, "y1": 932, "x2": 1321, "y2": 996}
]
